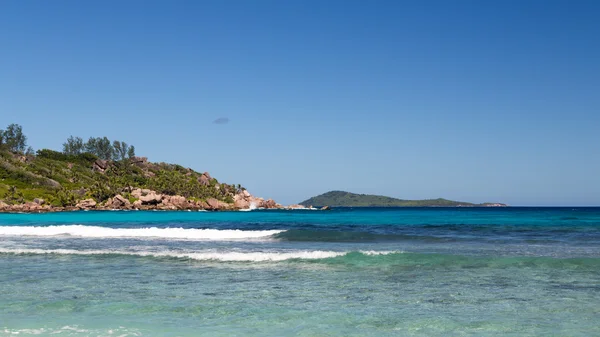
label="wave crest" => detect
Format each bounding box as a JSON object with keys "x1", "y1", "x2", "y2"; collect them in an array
[
  {"x1": 0, "y1": 248, "x2": 401, "y2": 262},
  {"x1": 0, "y1": 225, "x2": 284, "y2": 240}
]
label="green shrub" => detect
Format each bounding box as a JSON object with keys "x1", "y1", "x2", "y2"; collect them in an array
[
  {"x1": 3, "y1": 186, "x2": 24, "y2": 204},
  {"x1": 36, "y1": 149, "x2": 70, "y2": 161},
  {"x1": 75, "y1": 152, "x2": 98, "y2": 163},
  {"x1": 52, "y1": 188, "x2": 77, "y2": 207}
]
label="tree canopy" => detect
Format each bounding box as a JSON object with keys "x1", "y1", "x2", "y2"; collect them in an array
[
  {"x1": 71, "y1": 136, "x2": 136, "y2": 160},
  {"x1": 0, "y1": 124, "x2": 28, "y2": 153},
  {"x1": 63, "y1": 136, "x2": 84, "y2": 156}
]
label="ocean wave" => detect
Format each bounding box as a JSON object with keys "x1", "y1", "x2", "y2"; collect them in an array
[
  {"x1": 0, "y1": 248, "x2": 401, "y2": 262},
  {"x1": 2, "y1": 248, "x2": 599, "y2": 269},
  {"x1": 0, "y1": 225, "x2": 284, "y2": 240},
  {"x1": 2, "y1": 326, "x2": 142, "y2": 336},
  {"x1": 274, "y1": 229, "x2": 459, "y2": 243}
]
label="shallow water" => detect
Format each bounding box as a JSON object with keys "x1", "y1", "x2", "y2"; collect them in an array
[{"x1": 1, "y1": 208, "x2": 599, "y2": 336}]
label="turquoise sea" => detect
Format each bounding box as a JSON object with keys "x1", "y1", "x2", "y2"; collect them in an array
[{"x1": 1, "y1": 208, "x2": 600, "y2": 336}]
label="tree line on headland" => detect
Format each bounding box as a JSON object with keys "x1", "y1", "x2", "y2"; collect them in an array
[
  {"x1": 0, "y1": 123, "x2": 135, "y2": 161},
  {"x1": 62, "y1": 136, "x2": 135, "y2": 161}
]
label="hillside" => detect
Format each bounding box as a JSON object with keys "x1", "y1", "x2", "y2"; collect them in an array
[
  {"x1": 0, "y1": 149, "x2": 283, "y2": 211},
  {"x1": 0, "y1": 124, "x2": 281, "y2": 211},
  {"x1": 299, "y1": 191, "x2": 506, "y2": 207},
  {"x1": 0, "y1": 149, "x2": 232, "y2": 205}
]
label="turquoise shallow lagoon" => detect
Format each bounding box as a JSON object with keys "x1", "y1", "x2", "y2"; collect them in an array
[{"x1": 1, "y1": 208, "x2": 600, "y2": 336}]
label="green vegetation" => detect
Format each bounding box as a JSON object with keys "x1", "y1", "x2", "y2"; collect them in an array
[
  {"x1": 299, "y1": 191, "x2": 502, "y2": 207},
  {"x1": 0, "y1": 124, "x2": 242, "y2": 206}
]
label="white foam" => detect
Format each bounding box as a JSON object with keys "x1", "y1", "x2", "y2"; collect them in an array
[
  {"x1": 361, "y1": 250, "x2": 399, "y2": 255},
  {"x1": 0, "y1": 248, "x2": 401, "y2": 262},
  {"x1": 0, "y1": 225, "x2": 284, "y2": 240},
  {"x1": 2, "y1": 326, "x2": 141, "y2": 336},
  {"x1": 2, "y1": 328, "x2": 47, "y2": 335}
]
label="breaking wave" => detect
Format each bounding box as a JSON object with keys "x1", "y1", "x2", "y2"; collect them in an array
[
  {"x1": 0, "y1": 248, "x2": 400, "y2": 262},
  {"x1": 1, "y1": 326, "x2": 142, "y2": 336},
  {"x1": 0, "y1": 225, "x2": 284, "y2": 240},
  {"x1": 2, "y1": 248, "x2": 599, "y2": 269}
]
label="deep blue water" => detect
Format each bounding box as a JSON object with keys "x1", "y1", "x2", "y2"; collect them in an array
[{"x1": 1, "y1": 207, "x2": 600, "y2": 336}]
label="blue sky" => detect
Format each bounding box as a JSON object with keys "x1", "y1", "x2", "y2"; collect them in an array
[{"x1": 1, "y1": 0, "x2": 599, "y2": 206}]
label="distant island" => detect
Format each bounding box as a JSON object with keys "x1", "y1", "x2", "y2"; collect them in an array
[{"x1": 299, "y1": 191, "x2": 507, "y2": 207}]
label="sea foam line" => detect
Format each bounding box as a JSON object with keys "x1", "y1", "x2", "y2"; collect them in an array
[
  {"x1": 0, "y1": 248, "x2": 402, "y2": 262},
  {"x1": 0, "y1": 225, "x2": 284, "y2": 240},
  {"x1": 2, "y1": 326, "x2": 141, "y2": 336}
]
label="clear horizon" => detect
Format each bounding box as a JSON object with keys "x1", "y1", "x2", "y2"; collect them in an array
[{"x1": 1, "y1": 0, "x2": 599, "y2": 206}]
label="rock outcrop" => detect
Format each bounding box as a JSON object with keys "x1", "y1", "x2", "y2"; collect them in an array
[
  {"x1": 105, "y1": 194, "x2": 131, "y2": 209},
  {"x1": 159, "y1": 195, "x2": 190, "y2": 210},
  {"x1": 76, "y1": 199, "x2": 97, "y2": 209},
  {"x1": 198, "y1": 172, "x2": 211, "y2": 186},
  {"x1": 261, "y1": 199, "x2": 281, "y2": 209},
  {"x1": 134, "y1": 189, "x2": 163, "y2": 205},
  {"x1": 130, "y1": 156, "x2": 148, "y2": 167},
  {"x1": 205, "y1": 198, "x2": 230, "y2": 210},
  {"x1": 230, "y1": 189, "x2": 285, "y2": 210},
  {"x1": 92, "y1": 159, "x2": 109, "y2": 173},
  {"x1": 233, "y1": 196, "x2": 250, "y2": 209},
  {"x1": 0, "y1": 201, "x2": 52, "y2": 212}
]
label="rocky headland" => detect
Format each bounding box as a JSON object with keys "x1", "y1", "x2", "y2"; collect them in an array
[
  {"x1": 0, "y1": 153, "x2": 317, "y2": 213},
  {"x1": 0, "y1": 125, "x2": 319, "y2": 213}
]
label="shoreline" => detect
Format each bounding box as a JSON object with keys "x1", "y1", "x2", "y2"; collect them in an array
[
  {"x1": 0, "y1": 207, "x2": 324, "y2": 214},
  {"x1": 0, "y1": 205, "x2": 518, "y2": 214},
  {"x1": 0, "y1": 186, "x2": 327, "y2": 213},
  {"x1": 0, "y1": 204, "x2": 325, "y2": 213}
]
